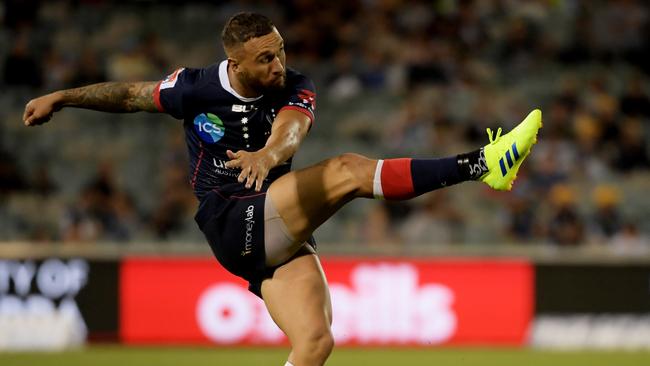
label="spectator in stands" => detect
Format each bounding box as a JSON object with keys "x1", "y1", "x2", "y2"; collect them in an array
[
  {"x1": 325, "y1": 49, "x2": 362, "y2": 102},
  {"x1": 546, "y1": 98, "x2": 574, "y2": 140},
  {"x1": 383, "y1": 98, "x2": 433, "y2": 155},
  {"x1": 70, "y1": 48, "x2": 107, "y2": 87},
  {"x1": 61, "y1": 163, "x2": 137, "y2": 243},
  {"x1": 400, "y1": 192, "x2": 465, "y2": 245},
  {"x1": 42, "y1": 46, "x2": 73, "y2": 91},
  {"x1": 107, "y1": 36, "x2": 160, "y2": 82},
  {"x1": 3, "y1": 0, "x2": 40, "y2": 30},
  {"x1": 3, "y1": 32, "x2": 42, "y2": 88},
  {"x1": 359, "y1": 48, "x2": 387, "y2": 90},
  {"x1": 150, "y1": 163, "x2": 196, "y2": 241},
  {"x1": 61, "y1": 185, "x2": 104, "y2": 243},
  {"x1": 572, "y1": 109, "x2": 610, "y2": 179},
  {"x1": 614, "y1": 117, "x2": 650, "y2": 172},
  {"x1": 30, "y1": 163, "x2": 56, "y2": 197},
  {"x1": 362, "y1": 202, "x2": 396, "y2": 246},
  {"x1": 620, "y1": 77, "x2": 650, "y2": 118},
  {"x1": 589, "y1": 185, "x2": 623, "y2": 243},
  {"x1": 110, "y1": 191, "x2": 139, "y2": 242},
  {"x1": 546, "y1": 184, "x2": 585, "y2": 246},
  {"x1": 610, "y1": 223, "x2": 649, "y2": 256},
  {"x1": 504, "y1": 191, "x2": 540, "y2": 242},
  {"x1": 585, "y1": 77, "x2": 620, "y2": 148},
  {"x1": 0, "y1": 149, "x2": 28, "y2": 196},
  {"x1": 528, "y1": 143, "x2": 570, "y2": 194},
  {"x1": 361, "y1": 201, "x2": 412, "y2": 247}
]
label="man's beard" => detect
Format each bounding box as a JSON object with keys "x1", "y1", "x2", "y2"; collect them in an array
[{"x1": 239, "y1": 70, "x2": 285, "y2": 95}]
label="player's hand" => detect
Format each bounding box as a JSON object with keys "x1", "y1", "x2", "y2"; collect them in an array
[
  {"x1": 23, "y1": 92, "x2": 62, "y2": 127},
  {"x1": 225, "y1": 149, "x2": 274, "y2": 191}
]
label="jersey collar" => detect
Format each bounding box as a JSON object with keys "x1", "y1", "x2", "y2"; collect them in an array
[{"x1": 218, "y1": 60, "x2": 263, "y2": 103}]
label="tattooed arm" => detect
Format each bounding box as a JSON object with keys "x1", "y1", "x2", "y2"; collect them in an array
[{"x1": 23, "y1": 81, "x2": 159, "y2": 126}]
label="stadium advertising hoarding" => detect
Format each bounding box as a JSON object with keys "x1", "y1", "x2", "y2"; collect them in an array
[
  {"x1": 0, "y1": 258, "x2": 118, "y2": 350},
  {"x1": 535, "y1": 264, "x2": 650, "y2": 313},
  {"x1": 532, "y1": 264, "x2": 650, "y2": 350},
  {"x1": 120, "y1": 257, "x2": 533, "y2": 346}
]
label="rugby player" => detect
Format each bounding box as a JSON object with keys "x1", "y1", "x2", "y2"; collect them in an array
[{"x1": 23, "y1": 12, "x2": 541, "y2": 366}]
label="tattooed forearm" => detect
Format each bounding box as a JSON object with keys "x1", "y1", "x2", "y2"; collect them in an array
[{"x1": 58, "y1": 82, "x2": 158, "y2": 113}]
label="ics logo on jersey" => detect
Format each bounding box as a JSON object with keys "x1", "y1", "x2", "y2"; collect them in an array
[{"x1": 194, "y1": 113, "x2": 225, "y2": 143}]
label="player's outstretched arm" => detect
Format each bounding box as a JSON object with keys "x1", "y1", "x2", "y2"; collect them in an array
[
  {"x1": 23, "y1": 81, "x2": 159, "y2": 126},
  {"x1": 225, "y1": 109, "x2": 310, "y2": 191}
]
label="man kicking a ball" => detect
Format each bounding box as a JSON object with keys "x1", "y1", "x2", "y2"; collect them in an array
[{"x1": 23, "y1": 12, "x2": 541, "y2": 366}]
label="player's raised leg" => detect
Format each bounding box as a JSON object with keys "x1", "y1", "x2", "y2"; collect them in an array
[
  {"x1": 260, "y1": 247, "x2": 333, "y2": 366},
  {"x1": 269, "y1": 109, "x2": 542, "y2": 243}
]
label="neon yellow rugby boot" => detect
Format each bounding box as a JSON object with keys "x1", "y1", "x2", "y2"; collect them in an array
[{"x1": 479, "y1": 109, "x2": 542, "y2": 191}]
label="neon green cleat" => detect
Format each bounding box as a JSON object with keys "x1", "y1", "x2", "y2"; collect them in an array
[{"x1": 479, "y1": 109, "x2": 542, "y2": 191}]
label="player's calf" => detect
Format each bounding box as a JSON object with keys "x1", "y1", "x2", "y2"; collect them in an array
[
  {"x1": 373, "y1": 109, "x2": 542, "y2": 198},
  {"x1": 372, "y1": 153, "x2": 484, "y2": 200}
]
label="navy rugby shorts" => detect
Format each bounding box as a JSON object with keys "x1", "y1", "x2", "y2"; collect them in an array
[{"x1": 194, "y1": 189, "x2": 316, "y2": 298}]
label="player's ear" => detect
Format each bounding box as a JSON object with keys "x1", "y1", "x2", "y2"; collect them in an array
[
  {"x1": 225, "y1": 43, "x2": 245, "y2": 72},
  {"x1": 227, "y1": 58, "x2": 240, "y2": 72}
]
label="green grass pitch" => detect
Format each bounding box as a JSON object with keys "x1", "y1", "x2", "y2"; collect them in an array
[{"x1": 1, "y1": 346, "x2": 649, "y2": 366}]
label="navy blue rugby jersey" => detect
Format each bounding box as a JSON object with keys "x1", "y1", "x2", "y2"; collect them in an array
[{"x1": 153, "y1": 60, "x2": 316, "y2": 200}]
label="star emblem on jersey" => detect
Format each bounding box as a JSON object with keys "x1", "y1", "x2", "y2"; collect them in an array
[
  {"x1": 193, "y1": 113, "x2": 225, "y2": 144},
  {"x1": 241, "y1": 117, "x2": 248, "y2": 124}
]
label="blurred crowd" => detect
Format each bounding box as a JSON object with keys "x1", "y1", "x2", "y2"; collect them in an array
[{"x1": 1, "y1": 0, "x2": 649, "y2": 253}]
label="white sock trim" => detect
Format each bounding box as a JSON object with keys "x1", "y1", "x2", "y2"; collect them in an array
[
  {"x1": 373, "y1": 159, "x2": 384, "y2": 199},
  {"x1": 284, "y1": 362, "x2": 294, "y2": 366}
]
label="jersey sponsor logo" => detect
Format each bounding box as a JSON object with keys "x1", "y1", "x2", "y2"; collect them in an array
[
  {"x1": 194, "y1": 113, "x2": 225, "y2": 143},
  {"x1": 160, "y1": 68, "x2": 185, "y2": 90},
  {"x1": 242, "y1": 205, "x2": 255, "y2": 256},
  {"x1": 213, "y1": 158, "x2": 239, "y2": 178},
  {"x1": 231, "y1": 104, "x2": 255, "y2": 113}
]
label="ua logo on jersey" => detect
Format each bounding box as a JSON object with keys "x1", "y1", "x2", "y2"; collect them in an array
[
  {"x1": 499, "y1": 142, "x2": 520, "y2": 176},
  {"x1": 232, "y1": 104, "x2": 255, "y2": 113},
  {"x1": 194, "y1": 113, "x2": 225, "y2": 143}
]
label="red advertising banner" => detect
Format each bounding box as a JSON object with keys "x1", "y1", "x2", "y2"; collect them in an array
[{"x1": 120, "y1": 257, "x2": 533, "y2": 346}]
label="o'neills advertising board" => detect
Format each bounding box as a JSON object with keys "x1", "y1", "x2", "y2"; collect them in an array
[{"x1": 120, "y1": 257, "x2": 533, "y2": 346}]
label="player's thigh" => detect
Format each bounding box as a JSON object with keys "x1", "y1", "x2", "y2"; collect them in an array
[
  {"x1": 261, "y1": 248, "x2": 332, "y2": 343},
  {"x1": 268, "y1": 154, "x2": 377, "y2": 241}
]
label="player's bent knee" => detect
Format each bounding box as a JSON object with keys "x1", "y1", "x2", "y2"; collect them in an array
[
  {"x1": 326, "y1": 153, "x2": 374, "y2": 196},
  {"x1": 313, "y1": 332, "x2": 335, "y2": 361},
  {"x1": 335, "y1": 152, "x2": 368, "y2": 168},
  {"x1": 293, "y1": 328, "x2": 334, "y2": 364}
]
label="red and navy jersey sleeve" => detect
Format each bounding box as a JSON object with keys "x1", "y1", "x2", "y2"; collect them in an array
[
  {"x1": 279, "y1": 71, "x2": 316, "y2": 123},
  {"x1": 153, "y1": 67, "x2": 198, "y2": 120}
]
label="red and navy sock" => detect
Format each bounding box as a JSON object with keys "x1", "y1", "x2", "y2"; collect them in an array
[{"x1": 373, "y1": 149, "x2": 487, "y2": 200}]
